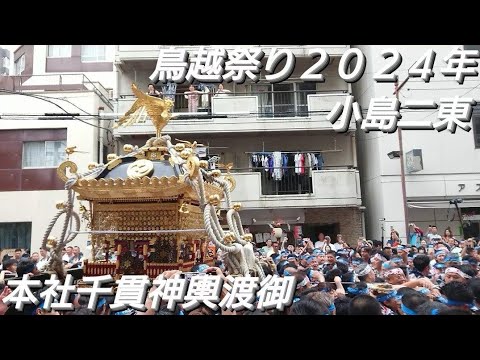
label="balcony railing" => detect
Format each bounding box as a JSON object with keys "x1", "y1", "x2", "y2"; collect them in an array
[
  {"x1": 118, "y1": 89, "x2": 347, "y2": 119},
  {"x1": 227, "y1": 168, "x2": 361, "y2": 208},
  {"x1": 0, "y1": 73, "x2": 113, "y2": 109},
  {"x1": 248, "y1": 166, "x2": 313, "y2": 195}
]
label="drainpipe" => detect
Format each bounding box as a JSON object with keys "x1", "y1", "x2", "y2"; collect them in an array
[
  {"x1": 98, "y1": 107, "x2": 104, "y2": 164},
  {"x1": 351, "y1": 132, "x2": 357, "y2": 168}
]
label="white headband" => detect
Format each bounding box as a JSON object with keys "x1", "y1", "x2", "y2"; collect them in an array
[
  {"x1": 357, "y1": 264, "x2": 373, "y2": 277},
  {"x1": 445, "y1": 267, "x2": 472, "y2": 279}
]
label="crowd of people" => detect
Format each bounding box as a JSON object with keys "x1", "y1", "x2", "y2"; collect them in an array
[
  {"x1": 0, "y1": 246, "x2": 83, "y2": 280},
  {"x1": 1, "y1": 224, "x2": 479, "y2": 315}
]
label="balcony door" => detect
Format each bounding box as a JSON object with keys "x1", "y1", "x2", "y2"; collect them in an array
[{"x1": 250, "y1": 82, "x2": 316, "y2": 117}]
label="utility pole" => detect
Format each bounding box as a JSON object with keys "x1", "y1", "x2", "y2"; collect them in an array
[{"x1": 394, "y1": 78, "x2": 410, "y2": 245}]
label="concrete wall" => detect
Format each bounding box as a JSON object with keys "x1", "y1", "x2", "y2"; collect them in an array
[{"x1": 227, "y1": 169, "x2": 361, "y2": 209}]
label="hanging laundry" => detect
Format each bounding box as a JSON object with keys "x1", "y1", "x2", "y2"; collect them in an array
[{"x1": 273, "y1": 151, "x2": 283, "y2": 180}]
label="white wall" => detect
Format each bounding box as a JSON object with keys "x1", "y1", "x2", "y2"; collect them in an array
[
  {"x1": 0, "y1": 191, "x2": 89, "y2": 254},
  {"x1": 0, "y1": 91, "x2": 112, "y2": 254},
  {"x1": 228, "y1": 170, "x2": 361, "y2": 209}
]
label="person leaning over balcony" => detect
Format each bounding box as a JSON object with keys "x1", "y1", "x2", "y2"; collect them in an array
[
  {"x1": 214, "y1": 83, "x2": 231, "y2": 97},
  {"x1": 184, "y1": 84, "x2": 202, "y2": 112},
  {"x1": 147, "y1": 83, "x2": 162, "y2": 97}
]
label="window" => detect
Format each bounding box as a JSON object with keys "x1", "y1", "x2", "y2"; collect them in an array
[
  {"x1": 14, "y1": 54, "x2": 25, "y2": 75},
  {"x1": 0, "y1": 222, "x2": 31, "y2": 250},
  {"x1": 47, "y1": 45, "x2": 72, "y2": 58},
  {"x1": 81, "y1": 45, "x2": 106, "y2": 62},
  {"x1": 22, "y1": 140, "x2": 66, "y2": 168},
  {"x1": 250, "y1": 82, "x2": 315, "y2": 117},
  {"x1": 473, "y1": 115, "x2": 480, "y2": 148}
]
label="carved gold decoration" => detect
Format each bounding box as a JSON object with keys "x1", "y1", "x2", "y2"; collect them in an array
[
  {"x1": 127, "y1": 159, "x2": 154, "y2": 179},
  {"x1": 210, "y1": 170, "x2": 221, "y2": 178},
  {"x1": 88, "y1": 162, "x2": 98, "y2": 170},
  {"x1": 242, "y1": 234, "x2": 253, "y2": 242},
  {"x1": 107, "y1": 158, "x2": 122, "y2": 170},
  {"x1": 232, "y1": 203, "x2": 242, "y2": 211},
  {"x1": 208, "y1": 194, "x2": 221, "y2": 206},
  {"x1": 55, "y1": 201, "x2": 66, "y2": 210},
  {"x1": 179, "y1": 203, "x2": 189, "y2": 214},
  {"x1": 224, "y1": 175, "x2": 236, "y2": 192},
  {"x1": 116, "y1": 84, "x2": 174, "y2": 138},
  {"x1": 64, "y1": 146, "x2": 88, "y2": 159},
  {"x1": 46, "y1": 236, "x2": 57, "y2": 249},
  {"x1": 72, "y1": 176, "x2": 223, "y2": 202},
  {"x1": 65, "y1": 146, "x2": 77, "y2": 156},
  {"x1": 180, "y1": 149, "x2": 193, "y2": 160},
  {"x1": 123, "y1": 144, "x2": 134, "y2": 153},
  {"x1": 107, "y1": 153, "x2": 118, "y2": 162},
  {"x1": 174, "y1": 143, "x2": 186, "y2": 152},
  {"x1": 57, "y1": 160, "x2": 78, "y2": 182},
  {"x1": 185, "y1": 156, "x2": 200, "y2": 179},
  {"x1": 175, "y1": 139, "x2": 203, "y2": 149},
  {"x1": 199, "y1": 160, "x2": 209, "y2": 169},
  {"x1": 224, "y1": 232, "x2": 235, "y2": 244}
]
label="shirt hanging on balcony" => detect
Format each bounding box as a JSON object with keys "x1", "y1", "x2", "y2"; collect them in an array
[
  {"x1": 294, "y1": 153, "x2": 305, "y2": 175},
  {"x1": 273, "y1": 151, "x2": 283, "y2": 180}
]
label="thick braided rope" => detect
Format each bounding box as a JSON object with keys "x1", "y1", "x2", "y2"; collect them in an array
[
  {"x1": 254, "y1": 261, "x2": 266, "y2": 280},
  {"x1": 204, "y1": 204, "x2": 230, "y2": 252},
  {"x1": 196, "y1": 170, "x2": 206, "y2": 206},
  {"x1": 64, "y1": 211, "x2": 81, "y2": 244},
  {"x1": 227, "y1": 209, "x2": 244, "y2": 245},
  {"x1": 209, "y1": 202, "x2": 226, "y2": 241},
  {"x1": 224, "y1": 255, "x2": 241, "y2": 276},
  {"x1": 41, "y1": 209, "x2": 67, "y2": 249},
  {"x1": 233, "y1": 212, "x2": 245, "y2": 237},
  {"x1": 58, "y1": 188, "x2": 75, "y2": 247},
  {"x1": 209, "y1": 203, "x2": 226, "y2": 241},
  {"x1": 236, "y1": 243, "x2": 250, "y2": 277}
]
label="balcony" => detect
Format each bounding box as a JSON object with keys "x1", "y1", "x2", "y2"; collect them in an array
[
  {"x1": 0, "y1": 73, "x2": 113, "y2": 109},
  {"x1": 114, "y1": 90, "x2": 352, "y2": 136},
  {"x1": 116, "y1": 45, "x2": 349, "y2": 62},
  {"x1": 227, "y1": 168, "x2": 361, "y2": 209}
]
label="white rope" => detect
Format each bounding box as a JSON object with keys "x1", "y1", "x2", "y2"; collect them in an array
[
  {"x1": 209, "y1": 202, "x2": 226, "y2": 240},
  {"x1": 227, "y1": 209, "x2": 243, "y2": 243},
  {"x1": 204, "y1": 204, "x2": 231, "y2": 253}
]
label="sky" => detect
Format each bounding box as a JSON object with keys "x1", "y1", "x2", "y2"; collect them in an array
[{"x1": 0, "y1": 45, "x2": 19, "y2": 74}]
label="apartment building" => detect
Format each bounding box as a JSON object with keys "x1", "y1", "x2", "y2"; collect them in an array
[
  {"x1": 113, "y1": 45, "x2": 364, "y2": 245},
  {"x1": 0, "y1": 45, "x2": 115, "y2": 254}
]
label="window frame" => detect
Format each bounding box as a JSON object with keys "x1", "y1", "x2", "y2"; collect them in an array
[
  {"x1": 473, "y1": 114, "x2": 480, "y2": 149},
  {"x1": 47, "y1": 45, "x2": 72, "y2": 58},
  {"x1": 80, "y1": 45, "x2": 107, "y2": 63},
  {"x1": 22, "y1": 140, "x2": 67, "y2": 169},
  {"x1": 14, "y1": 54, "x2": 25, "y2": 75}
]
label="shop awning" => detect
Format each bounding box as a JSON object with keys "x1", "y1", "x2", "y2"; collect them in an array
[{"x1": 408, "y1": 199, "x2": 480, "y2": 209}]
